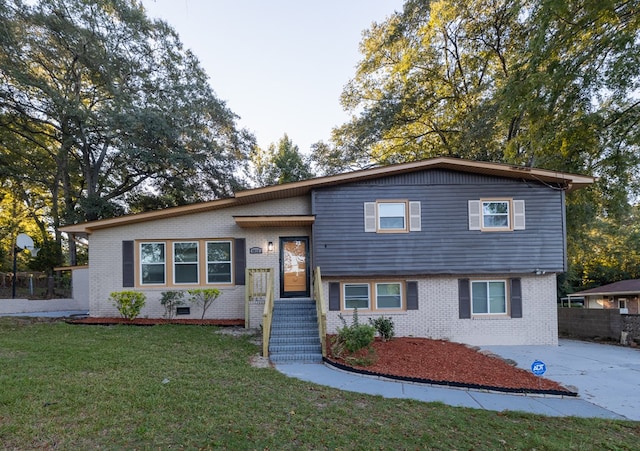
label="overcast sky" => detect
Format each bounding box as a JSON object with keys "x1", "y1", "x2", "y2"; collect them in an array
[{"x1": 140, "y1": 0, "x2": 404, "y2": 153}]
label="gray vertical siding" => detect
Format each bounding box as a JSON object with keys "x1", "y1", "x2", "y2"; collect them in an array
[{"x1": 312, "y1": 169, "x2": 567, "y2": 276}]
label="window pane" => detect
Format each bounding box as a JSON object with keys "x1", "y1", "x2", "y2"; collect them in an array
[
  {"x1": 378, "y1": 203, "x2": 406, "y2": 230},
  {"x1": 141, "y1": 243, "x2": 165, "y2": 284},
  {"x1": 483, "y1": 202, "x2": 508, "y2": 214},
  {"x1": 141, "y1": 243, "x2": 164, "y2": 263},
  {"x1": 482, "y1": 201, "x2": 509, "y2": 228},
  {"x1": 379, "y1": 203, "x2": 405, "y2": 216},
  {"x1": 174, "y1": 242, "x2": 198, "y2": 262},
  {"x1": 142, "y1": 263, "x2": 165, "y2": 284},
  {"x1": 377, "y1": 283, "x2": 401, "y2": 308},
  {"x1": 380, "y1": 217, "x2": 405, "y2": 229},
  {"x1": 489, "y1": 282, "x2": 506, "y2": 313},
  {"x1": 208, "y1": 263, "x2": 231, "y2": 283},
  {"x1": 207, "y1": 242, "x2": 231, "y2": 262},
  {"x1": 471, "y1": 282, "x2": 488, "y2": 314},
  {"x1": 344, "y1": 284, "x2": 369, "y2": 309},
  {"x1": 175, "y1": 264, "x2": 198, "y2": 284}
]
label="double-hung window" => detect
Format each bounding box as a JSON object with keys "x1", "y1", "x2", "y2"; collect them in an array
[
  {"x1": 482, "y1": 201, "x2": 510, "y2": 229},
  {"x1": 136, "y1": 239, "x2": 238, "y2": 287},
  {"x1": 343, "y1": 281, "x2": 404, "y2": 310},
  {"x1": 344, "y1": 283, "x2": 370, "y2": 309},
  {"x1": 471, "y1": 280, "x2": 507, "y2": 315},
  {"x1": 173, "y1": 241, "x2": 199, "y2": 284},
  {"x1": 364, "y1": 200, "x2": 421, "y2": 233},
  {"x1": 378, "y1": 202, "x2": 407, "y2": 231},
  {"x1": 375, "y1": 282, "x2": 402, "y2": 309},
  {"x1": 207, "y1": 241, "x2": 232, "y2": 284},
  {"x1": 140, "y1": 242, "x2": 166, "y2": 285},
  {"x1": 468, "y1": 199, "x2": 525, "y2": 231}
]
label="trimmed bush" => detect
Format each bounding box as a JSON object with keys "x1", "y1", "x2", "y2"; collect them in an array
[
  {"x1": 369, "y1": 316, "x2": 395, "y2": 341},
  {"x1": 110, "y1": 291, "x2": 146, "y2": 320}
]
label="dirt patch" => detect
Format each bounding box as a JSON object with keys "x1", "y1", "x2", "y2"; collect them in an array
[{"x1": 326, "y1": 336, "x2": 574, "y2": 395}]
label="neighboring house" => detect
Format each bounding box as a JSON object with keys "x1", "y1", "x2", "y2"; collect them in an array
[
  {"x1": 60, "y1": 157, "x2": 593, "y2": 346},
  {"x1": 568, "y1": 280, "x2": 640, "y2": 314}
]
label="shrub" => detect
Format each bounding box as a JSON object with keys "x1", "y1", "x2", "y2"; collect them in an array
[
  {"x1": 160, "y1": 291, "x2": 185, "y2": 319},
  {"x1": 369, "y1": 316, "x2": 395, "y2": 342},
  {"x1": 110, "y1": 291, "x2": 146, "y2": 320},
  {"x1": 331, "y1": 309, "x2": 376, "y2": 360},
  {"x1": 187, "y1": 288, "x2": 221, "y2": 319}
]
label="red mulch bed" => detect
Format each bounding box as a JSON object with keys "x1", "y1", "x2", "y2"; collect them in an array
[
  {"x1": 67, "y1": 317, "x2": 245, "y2": 326},
  {"x1": 326, "y1": 336, "x2": 575, "y2": 396}
]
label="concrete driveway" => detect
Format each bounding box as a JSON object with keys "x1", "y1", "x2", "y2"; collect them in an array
[{"x1": 482, "y1": 339, "x2": 640, "y2": 421}]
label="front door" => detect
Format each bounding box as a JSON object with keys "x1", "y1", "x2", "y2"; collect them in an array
[{"x1": 280, "y1": 237, "x2": 310, "y2": 298}]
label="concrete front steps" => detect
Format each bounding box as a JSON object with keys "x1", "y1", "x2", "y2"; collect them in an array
[{"x1": 269, "y1": 298, "x2": 323, "y2": 364}]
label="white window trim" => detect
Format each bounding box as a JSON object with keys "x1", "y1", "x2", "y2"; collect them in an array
[
  {"x1": 482, "y1": 200, "x2": 511, "y2": 230},
  {"x1": 206, "y1": 240, "x2": 233, "y2": 284},
  {"x1": 471, "y1": 279, "x2": 508, "y2": 316},
  {"x1": 136, "y1": 239, "x2": 235, "y2": 288},
  {"x1": 342, "y1": 281, "x2": 406, "y2": 311},
  {"x1": 364, "y1": 200, "x2": 421, "y2": 233},
  {"x1": 468, "y1": 199, "x2": 525, "y2": 232},
  {"x1": 375, "y1": 282, "x2": 403, "y2": 310},
  {"x1": 343, "y1": 283, "x2": 371, "y2": 310},
  {"x1": 173, "y1": 241, "x2": 200, "y2": 285},
  {"x1": 139, "y1": 242, "x2": 166, "y2": 286}
]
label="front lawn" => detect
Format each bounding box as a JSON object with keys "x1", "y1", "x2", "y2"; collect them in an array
[{"x1": 0, "y1": 317, "x2": 638, "y2": 449}]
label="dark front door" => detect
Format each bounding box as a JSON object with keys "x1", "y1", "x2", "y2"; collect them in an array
[{"x1": 280, "y1": 237, "x2": 310, "y2": 298}]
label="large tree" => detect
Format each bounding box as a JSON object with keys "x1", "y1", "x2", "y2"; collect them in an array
[
  {"x1": 331, "y1": 0, "x2": 639, "y2": 183},
  {"x1": 0, "y1": 0, "x2": 254, "y2": 264},
  {"x1": 327, "y1": 0, "x2": 640, "y2": 291},
  {"x1": 249, "y1": 134, "x2": 313, "y2": 187}
]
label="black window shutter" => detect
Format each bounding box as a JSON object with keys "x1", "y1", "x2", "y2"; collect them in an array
[
  {"x1": 406, "y1": 281, "x2": 419, "y2": 310},
  {"x1": 510, "y1": 278, "x2": 522, "y2": 318},
  {"x1": 234, "y1": 238, "x2": 246, "y2": 285},
  {"x1": 328, "y1": 282, "x2": 340, "y2": 311},
  {"x1": 458, "y1": 278, "x2": 471, "y2": 319},
  {"x1": 122, "y1": 240, "x2": 134, "y2": 288}
]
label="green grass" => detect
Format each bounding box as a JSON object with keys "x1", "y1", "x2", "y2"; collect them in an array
[{"x1": 0, "y1": 317, "x2": 638, "y2": 449}]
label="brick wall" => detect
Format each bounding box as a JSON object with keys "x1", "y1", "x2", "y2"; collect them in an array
[
  {"x1": 88, "y1": 196, "x2": 311, "y2": 319},
  {"x1": 323, "y1": 273, "x2": 558, "y2": 346}
]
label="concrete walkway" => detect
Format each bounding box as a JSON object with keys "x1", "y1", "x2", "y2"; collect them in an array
[{"x1": 277, "y1": 339, "x2": 639, "y2": 421}]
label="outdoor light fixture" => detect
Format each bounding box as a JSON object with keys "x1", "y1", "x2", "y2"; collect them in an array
[{"x1": 268, "y1": 241, "x2": 274, "y2": 252}]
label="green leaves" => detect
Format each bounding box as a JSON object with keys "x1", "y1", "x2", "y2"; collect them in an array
[
  {"x1": 110, "y1": 290, "x2": 146, "y2": 320},
  {"x1": 249, "y1": 134, "x2": 313, "y2": 187},
  {"x1": 0, "y1": 0, "x2": 253, "y2": 244},
  {"x1": 332, "y1": 0, "x2": 640, "y2": 290}
]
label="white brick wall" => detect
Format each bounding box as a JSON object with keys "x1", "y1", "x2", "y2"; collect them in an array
[
  {"x1": 88, "y1": 196, "x2": 311, "y2": 319},
  {"x1": 324, "y1": 274, "x2": 558, "y2": 346}
]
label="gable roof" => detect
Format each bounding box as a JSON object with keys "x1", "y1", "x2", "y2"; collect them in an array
[
  {"x1": 569, "y1": 279, "x2": 640, "y2": 297},
  {"x1": 60, "y1": 156, "x2": 594, "y2": 234}
]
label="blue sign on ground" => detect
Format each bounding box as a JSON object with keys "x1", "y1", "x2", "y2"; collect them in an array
[{"x1": 531, "y1": 360, "x2": 546, "y2": 376}]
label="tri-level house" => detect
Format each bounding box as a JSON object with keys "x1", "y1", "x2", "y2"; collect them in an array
[{"x1": 61, "y1": 157, "x2": 593, "y2": 360}]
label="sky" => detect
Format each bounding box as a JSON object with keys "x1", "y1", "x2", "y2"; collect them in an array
[{"x1": 140, "y1": 0, "x2": 405, "y2": 154}]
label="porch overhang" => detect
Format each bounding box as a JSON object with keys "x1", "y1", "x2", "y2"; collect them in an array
[{"x1": 233, "y1": 215, "x2": 315, "y2": 228}]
